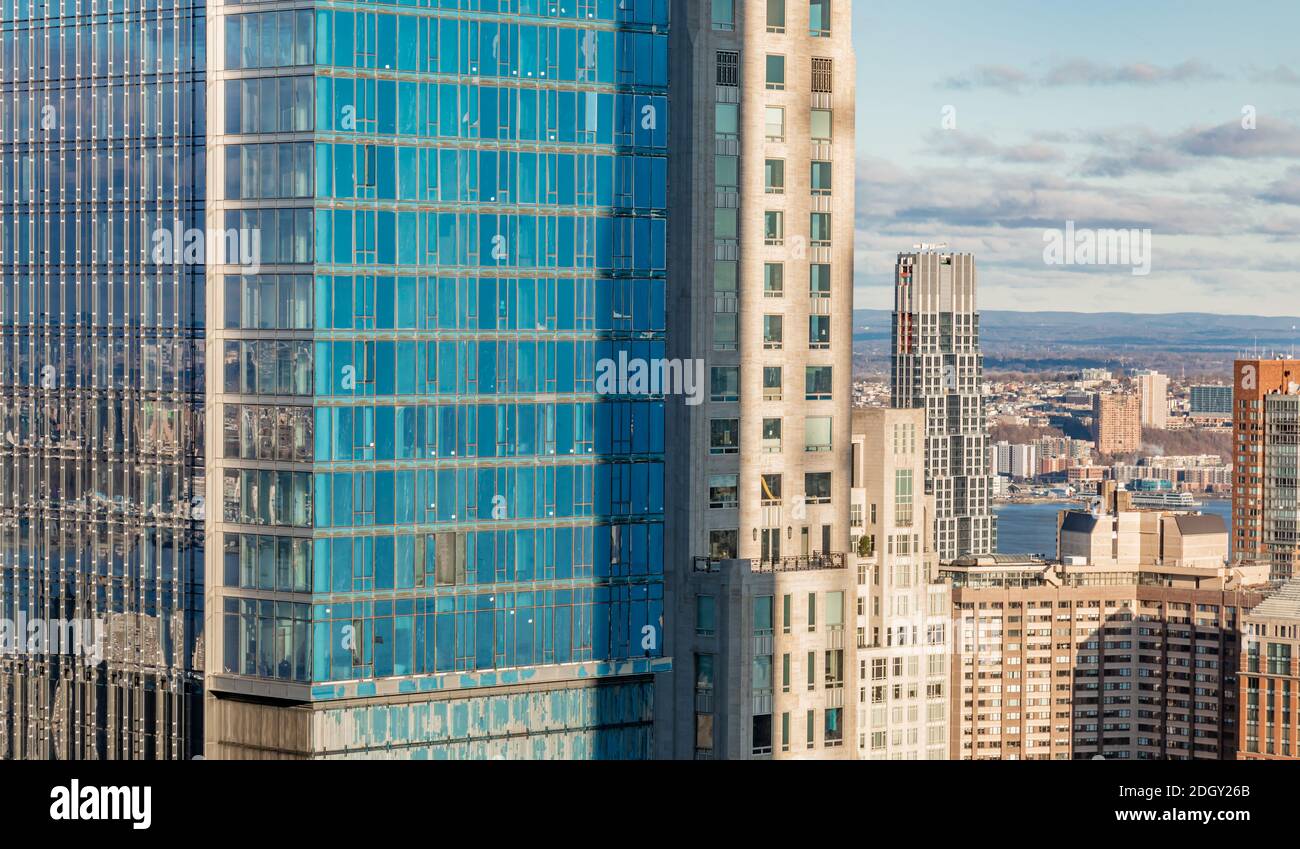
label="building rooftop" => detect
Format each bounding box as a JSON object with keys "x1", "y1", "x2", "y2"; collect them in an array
[
  {"x1": 1060, "y1": 512, "x2": 1099, "y2": 534},
  {"x1": 1249, "y1": 579, "x2": 1300, "y2": 621},
  {"x1": 945, "y1": 553, "x2": 1048, "y2": 568},
  {"x1": 1172, "y1": 514, "x2": 1227, "y2": 536}
]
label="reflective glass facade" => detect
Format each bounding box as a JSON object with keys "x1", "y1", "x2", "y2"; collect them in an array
[
  {"x1": 207, "y1": 0, "x2": 670, "y2": 758},
  {"x1": 0, "y1": 0, "x2": 207, "y2": 758}
]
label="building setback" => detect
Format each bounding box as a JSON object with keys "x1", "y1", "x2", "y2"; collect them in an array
[{"x1": 891, "y1": 251, "x2": 996, "y2": 561}]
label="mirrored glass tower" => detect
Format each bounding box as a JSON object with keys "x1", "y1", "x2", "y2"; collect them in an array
[{"x1": 0, "y1": 0, "x2": 208, "y2": 759}]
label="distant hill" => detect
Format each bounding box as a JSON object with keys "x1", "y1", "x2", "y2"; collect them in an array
[{"x1": 854, "y1": 310, "x2": 1300, "y2": 376}]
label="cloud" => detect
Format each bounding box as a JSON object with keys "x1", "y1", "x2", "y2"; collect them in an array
[
  {"x1": 929, "y1": 130, "x2": 1064, "y2": 163},
  {"x1": 1258, "y1": 168, "x2": 1300, "y2": 205},
  {"x1": 1061, "y1": 120, "x2": 1300, "y2": 177},
  {"x1": 1041, "y1": 59, "x2": 1223, "y2": 87},
  {"x1": 1249, "y1": 64, "x2": 1300, "y2": 85},
  {"x1": 852, "y1": 153, "x2": 1300, "y2": 313},
  {"x1": 1177, "y1": 119, "x2": 1300, "y2": 158},
  {"x1": 942, "y1": 65, "x2": 1030, "y2": 92},
  {"x1": 943, "y1": 59, "x2": 1224, "y2": 91}
]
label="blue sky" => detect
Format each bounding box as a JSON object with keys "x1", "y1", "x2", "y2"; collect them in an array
[{"x1": 852, "y1": 0, "x2": 1300, "y2": 314}]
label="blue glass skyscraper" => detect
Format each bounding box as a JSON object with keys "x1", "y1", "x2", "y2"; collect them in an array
[{"x1": 207, "y1": 0, "x2": 671, "y2": 758}]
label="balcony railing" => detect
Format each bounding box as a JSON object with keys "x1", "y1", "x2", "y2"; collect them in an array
[{"x1": 693, "y1": 552, "x2": 847, "y2": 573}]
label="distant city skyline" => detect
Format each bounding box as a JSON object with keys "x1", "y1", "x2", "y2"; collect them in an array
[{"x1": 853, "y1": 0, "x2": 1300, "y2": 316}]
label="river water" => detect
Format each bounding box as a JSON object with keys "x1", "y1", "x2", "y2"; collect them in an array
[{"x1": 994, "y1": 499, "x2": 1233, "y2": 558}]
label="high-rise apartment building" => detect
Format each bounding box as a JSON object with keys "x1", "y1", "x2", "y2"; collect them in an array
[
  {"x1": 944, "y1": 554, "x2": 1267, "y2": 760},
  {"x1": 1240, "y1": 579, "x2": 1300, "y2": 760},
  {"x1": 0, "y1": 0, "x2": 207, "y2": 759},
  {"x1": 851, "y1": 408, "x2": 950, "y2": 760},
  {"x1": 1092, "y1": 391, "x2": 1141, "y2": 456},
  {"x1": 891, "y1": 250, "x2": 996, "y2": 560},
  {"x1": 667, "y1": 0, "x2": 854, "y2": 568},
  {"x1": 660, "y1": 0, "x2": 855, "y2": 760},
  {"x1": 1190, "y1": 384, "x2": 1233, "y2": 419},
  {"x1": 1135, "y1": 370, "x2": 1169, "y2": 430},
  {"x1": 1232, "y1": 359, "x2": 1300, "y2": 576},
  {"x1": 992, "y1": 441, "x2": 1037, "y2": 480},
  {"x1": 667, "y1": 554, "x2": 853, "y2": 759},
  {"x1": 204, "y1": 2, "x2": 671, "y2": 759},
  {"x1": 1263, "y1": 394, "x2": 1300, "y2": 580}
]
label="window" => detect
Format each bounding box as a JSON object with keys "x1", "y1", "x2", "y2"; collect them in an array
[
  {"x1": 714, "y1": 261, "x2": 738, "y2": 316},
  {"x1": 783, "y1": 595, "x2": 793, "y2": 633},
  {"x1": 761, "y1": 474, "x2": 783, "y2": 506},
  {"x1": 765, "y1": 106, "x2": 786, "y2": 141},
  {"x1": 805, "y1": 417, "x2": 832, "y2": 453},
  {"x1": 715, "y1": 207, "x2": 738, "y2": 240},
  {"x1": 225, "y1": 10, "x2": 314, "y2": 69},
  {"x1": 806, "y1": 366, "x2": 833, "y2": 400},
  {"x1": 809, "y1": 0, "x2": 831, "y2": 36},
  {"x1": 716, "y1": 155, "x2": 739, "y2": 191},
  {"x1": 807, "y1": 710, "x2": 816, "y2": 745},
  {"x1": 763, "y1": 366, "x2": 784, "y2": 401},
  {"x1": 812, "y1": 58, "x2": 834, "y2": 92},
  {"x1": 764, "y1": 263, "x2": 785, "y2": 297},
  {"x1": 713, "y1": 313, "x2": 737, "y2": 351},
  {"x1": 811, "y1": 108, "x2": 832, "y2": 142},
  {"x1": 696, "y1": 596, "x2": 717, "y2": 636},
  {"x1": 767, "y1": 0, "x2": 786, "y2": 31},
  {"x1": 710, "y1": 419, "x2": 740, "y2": 454},
  {"x1": 763, "y1": 314, "x2": 784, "y2": 348},
  {"x1": 809, "y1": 315, "x2": 831, "y2": 348},
  {"x1": 716, "y1": 103, "x2": 739, "y2": 139},
  {"x1": 825, "y1": 708, "x2": 843, "y2": 746},
  {"x1": 826, "y1": 592, "x2": 844, "y2": 628},
  {"x1": 808, "y1": 594, "x2": 818, "y2": 632},
  {"x1": 765, "y1": 159, "x2": 786, "y2": 194},
  {"x1": 712, "y1": 0, "x2": 736, "y2": 30},
  {"x1": 752, "y1": 714, "x2": 773, "y2": 756},
  {"x1": 811, "y1": 264, "x2": 832, "y2": 298},
  {"x1": 811, "y1": 161, "x2": 833, "y2": 195},
  {"x1": 811, "y1": 212, "x2": 832, "y2": 246},
  {"x1": 754, "y1": 596, "x2": 775, "y2": 636},
  {"x1": 895, "y1": 469, "x2": 914, "y2": 527},
  {"x1": 806, "y1": 472, "x2": 832, "y2": 505},
  {"x1": 716, "y1": 51, "x2": 739, "y2": 86},
  {"x1": 764, "y1": 211, "x2": 785, "y2": 245},
  {"x1": 766, "y1": 55, "x2": 786, "y2": 90},
  {"x1": 711, "y1": 366, "x2": 740, "y2": 402},
  {"x1": 709, "y1": 475, "x2": 739, "y2": 509},
  {"x1": 709, "y1": 530, "x2": 738, "y2": 559},
  {"x1": 763, "y1": 418, "x2": 783, "y2": 453}
]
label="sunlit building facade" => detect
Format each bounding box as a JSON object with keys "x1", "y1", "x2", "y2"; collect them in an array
[{"x1": 204, "y1": 1, "x2": 671, "y2": 758}]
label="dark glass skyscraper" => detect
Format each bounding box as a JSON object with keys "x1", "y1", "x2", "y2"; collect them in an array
[
  {"x1": 0, "y1": 0, "x2": 208, "y2": 758},
  {"x1": 205, "y1": 0, "x2": 671, "y2": 758}
]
